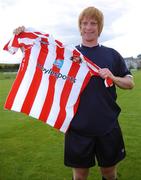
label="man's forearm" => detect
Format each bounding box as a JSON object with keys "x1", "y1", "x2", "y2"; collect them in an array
[{"x1": 112, "y1": 75, "x2": 134, "y2": 89}]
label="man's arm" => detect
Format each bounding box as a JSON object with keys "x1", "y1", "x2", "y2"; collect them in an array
[
  {"x1": 112, "y1": 75, "x2": 134, "y2": 89},
  {"x1": 99, "y1": 68, "x2": 134, "y2": 89}
]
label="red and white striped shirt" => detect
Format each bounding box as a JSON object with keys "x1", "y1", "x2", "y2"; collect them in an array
[{"x1": 3, "y1": 29, "x2": 113, "y2": 133}]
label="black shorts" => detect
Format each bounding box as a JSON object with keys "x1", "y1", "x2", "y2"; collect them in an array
[{"x1": 64, "y1": 126, "x2": 126, "y2": 168}]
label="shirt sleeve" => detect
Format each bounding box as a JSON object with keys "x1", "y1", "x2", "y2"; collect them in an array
[
  {"x1": 114, "y1": 50, "x2": 132, "y2": 77},
  {"x1": 3, "y1": 31, "x2": 39, "y2": 55},
  {"x1": 3, "y1": 35, "x2": 20, "y2": 54}
]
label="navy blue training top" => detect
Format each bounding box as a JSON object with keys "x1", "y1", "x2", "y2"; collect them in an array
[{"x1": 69, "y1": 44, "x2": 131, "y2": 136}]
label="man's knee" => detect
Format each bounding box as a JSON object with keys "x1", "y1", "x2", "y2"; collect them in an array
[
  {"x1": 100, "y1": 166, "x2": 117, "y2": 180},
  {"x1": 73, "y1": 168, "x2": 89, "y2": 180}
]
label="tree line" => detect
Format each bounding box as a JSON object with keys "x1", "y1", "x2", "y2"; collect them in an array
[{"x1": 0, "y1": 64, "x2": 19, "y2": 72}]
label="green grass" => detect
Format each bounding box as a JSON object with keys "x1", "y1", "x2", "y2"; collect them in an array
[
  {"x1": 0, "y1": 70, "x2": 141, "y2": 180},
  {"x1": 116, "y1": 70, "x2": 141, "y2": 180}
]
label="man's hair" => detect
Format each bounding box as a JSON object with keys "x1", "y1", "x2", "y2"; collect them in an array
[{"x1": 78, "y1": 6, "x2": 104, "y2": 36}]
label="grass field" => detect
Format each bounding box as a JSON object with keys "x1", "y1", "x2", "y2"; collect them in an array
[{"x1": 0, "y1": 70, "x2": 141, "y2": 180}]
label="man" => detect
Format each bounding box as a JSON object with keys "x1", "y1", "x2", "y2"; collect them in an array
[
  {"x1": 13, "y1": 6, "x2": 134, "y2": 180},
  {"x1": 64, "y1": 6, "x2": 134, "y2": 180}
]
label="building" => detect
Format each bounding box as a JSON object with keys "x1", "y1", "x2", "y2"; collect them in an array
[{"x1": 124, "y1": 55, "x2": 141, "y2": 70}]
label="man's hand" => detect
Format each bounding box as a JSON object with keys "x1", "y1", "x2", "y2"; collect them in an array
[
  {"x1": 98, "y1": 68, "x2": 114, "y2": 80},
  {"x1": 13, "y1": 26, "x2": 25, "y2": 35}
]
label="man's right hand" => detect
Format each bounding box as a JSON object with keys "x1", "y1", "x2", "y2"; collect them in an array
[{"x1": 13, "y1": 26, "x2": 25, "y2": 35}]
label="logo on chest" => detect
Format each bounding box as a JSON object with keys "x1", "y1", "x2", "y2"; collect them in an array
[{"x1": 53, "y1": 59, "x2": 64, "y2": 69}]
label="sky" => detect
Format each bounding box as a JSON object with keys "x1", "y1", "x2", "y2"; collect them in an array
[{"x1": 0, "y1": 0, "x2": 141, "y2": 64}]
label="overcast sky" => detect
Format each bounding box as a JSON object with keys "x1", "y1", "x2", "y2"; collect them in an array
[{"x1": 0, "y1": 0, "x2": 141, "y2": 63}]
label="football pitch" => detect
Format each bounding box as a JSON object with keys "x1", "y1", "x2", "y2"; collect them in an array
[{"x1": 0, "y1": 70, "x2": 141, "y2": 180}]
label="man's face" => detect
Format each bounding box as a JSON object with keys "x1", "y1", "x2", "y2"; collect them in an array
[{"x1": 80, "y1": 17, "x2": 99, "y2": 43}]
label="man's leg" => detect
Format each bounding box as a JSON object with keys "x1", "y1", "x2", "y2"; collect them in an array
[
  {"x1": 100, "y1": 165, "x2": 117, "y2": 180},
  {"x1": 65, "y1": 130, "x2": 95, "y2": 180},
  {"x1": 96, "y1": 126, "x2": 126, "y2": 180},
  {"x1": 72, "y1": 168, "x2": 89, "y2": 180}
]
